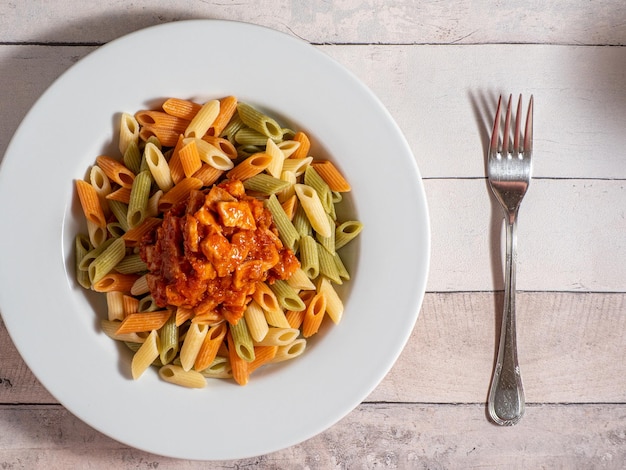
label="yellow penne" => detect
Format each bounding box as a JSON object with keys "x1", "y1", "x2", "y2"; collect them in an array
[
  {"x1": 130, "y1": 274, "x2": 150, "y2": 296},
  {"x1": 106, "y1": 291, "x2": 125, "y2": 321},
  {"x1": 131, "y1": 330, "x2": 160, "y2": 379},
  {"x1": 244, "y1": 300, "x2": 270, "y2": 343},
  {"x1": 281, "y1": 157, "x2": 313, "y2": 177},
  {"x1": 159, "y1": 364, "x2": 206, "y2": 389},
  {"x1": 75, "y1": 179, "x2": 107, "y2": 228},
  {"x1": 294, "y1": 184, "x2": 332, "y2": 238},
  {"x1": 89, "y1": 165, "x2": 111, "y2": 215},
  {"x1": 188, "y1": 138, "x2": 234, "y2": 171},
  {"x1": 271, "y1": 339, "x2": 307, "y2": 363},
  {"x1": 254, "y1": 327, "x2": 300, "y2": 347},
  {"x1": 144, "y1": 142, "x2": 173, "y2": 192},
  {"x1": 96, "y1": 155, "x2": 135, "y2": 188},
  {"x1": 87, "y1": 219, "x2": 107, "y2": 248},
  {"x1": 180, "y1": 322, "x2": 209, "y2": 371},
  {"x1": 185, "y1": 99, "x2": 220, "y2": 138},
  {"x1": 119, "y1": 112, "x2": 140, "y2": 156},
  {"x1": 265, "y1": 138, "x2": 285, "y2": 177},
  {"x1": 276, "y1": 140, "x2": 301, "y2": 158},
  {"x1": 317, "y1": 276, "x2": 344, "y2": 324}
]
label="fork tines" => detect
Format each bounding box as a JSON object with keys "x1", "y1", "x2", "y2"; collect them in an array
[{"x1": 490, "y1": 94, "x2": 534, "y2": 158}]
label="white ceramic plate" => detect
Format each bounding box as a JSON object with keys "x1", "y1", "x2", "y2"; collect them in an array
[{"x1": 0, "y1": 20, "x2": 430, "y2": 460}]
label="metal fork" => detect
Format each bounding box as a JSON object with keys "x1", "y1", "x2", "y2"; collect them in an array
[{"x1": 486, "y1": 94, "x2": 533, "y2": 426}]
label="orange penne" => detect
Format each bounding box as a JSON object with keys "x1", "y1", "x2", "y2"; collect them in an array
[
  {"x1": 285, "y1": 309, "x2": 305, "y2": 329},
  {"x1": 179, "y1": 139, "x2": 203, "y2": 178},
  {"x1": 115, "y1": 310, "x2": 172, "y2": 335},
  {"x1": 280, "y1": 194, "x2": 298, "y2": 221},
  {"x1": 158, "y1": 177, "x2": 204, "y2": 212},
  {"x1": 311, "y1": 160, "x2": 352, "y2": 192},
  {"x1": 194, "y1": 322, "x2": 228, "y2": 371},
  {"x1": 75, "y1": 180, "x2": 106, "y2": 228},
  {"x1": 162, "y1": 98, "x2": 202, "y2": 120},
  {"x1": 227, "y1": 331, "x2": 249, "y2": 386},
  {"x1": 123, "y1": 295, "x2": 139, "y2": 315},
  {"x1": 302, "y1": 292, "x2": 327, "y2": 338},
  {"x1": 291, "y1": 131, "x2": 311, "y2": 159},
  {"x1": 168, "y1": 134, "x2": 186, "y2": 184},
  {"x1": 207, "y1": 96, "x2": 238, "y2": 137},
  {"x1": 192, "y1": 164, "x2": 224, "y2": 187},
  {"x1": 202, "y1": 135, "x2": 238, "y2": 160},
  {"x1": 92, "y1": 273, "x2": 141, "y2": 293},
  {"x1": 248, "y1": 345, "x2": 278, "y2": 374},
  {"x1": 175, "y1": 306, "x2": 194, "y2": 326},
  {"x1": 122, "y1": 217, "x2": 161, "y2": 244},
  {"x1": 226, "y1": 153, "x2": 272, "y2": 181},
  {"x1": 138, "y1": 126, "x2": 181, "y2": 148},
  {"x1": 95, "y1": 155, "x2": 135, "y2": 188},
  {"x1": 105, "y1": 186, "x2": 132, "y2": 204},
  {"x1": 135, "y1": 110, "x2": 189, "y2": 133}
]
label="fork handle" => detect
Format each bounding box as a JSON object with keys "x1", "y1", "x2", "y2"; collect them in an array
[{"x1": 488, "y1": 216, "x2": 525, "y2": 426}]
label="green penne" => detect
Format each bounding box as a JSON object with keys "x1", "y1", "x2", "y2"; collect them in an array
[
  {"x1": 127, "y1": 170, "x2": 152, "y2": 228},
  {"x1": 243, "y1": 173, "x2": 290, "y2": 195},
  {"x1": 315, "y1": 213, "x2": 336, "y2": 255},
  {"x1": 108, "y1": 199, "x2": 130, "y2": 232},
  {"x1": 292, "y1": 204, "x2": 312, "y2": 237},
  {"x1": 75, "y1": 234, "x2": 92, "y2": 289},
  {"x1": 158, "y1": 314, "x2": 179, "y2": 365},
  {"x1": 199, "y1": 356, "x2": 233, "y2": 379},
  {"x1": 230, "y1": 317, "x2": 255, "y2": 362},
  {"x1": 333, "y1": 252, "x2": 350, "y2": 282},
  {"x1": 123, "y1": 140, "x2": 142, "y2": 174},
  {"x1": 138, "y1": 294, "x2": 160, "y2": 312},
  {"x1": 221, "y1": 113, "x2": 246, "y2": 142},
  {"x1": 237, "y1": 102, "x2": 283, "y2": 140},
  {"x1": 114, "y1": 253, "x2": 147, "y2": 274},
  {"x1": 299, "y1": 235, "x2": 319, "y2": 279},
  {"x1": 107, "y1": 222, "x2": 126, "y2": 239},
  {"x1": 78, "y1": 237, "x2": 115, "y2": 271},
  {"x1": 269, "y1": 279, "x2": 306, "y2": 312},
  {"x1": 264, "y1": 194, "x2": 300, "y2": 250},
  {"x1": 234, "y1": 127, "x2": 272, "y2": 146},
  {"x1": 335, "y1": 220, "x2": 364, "y2": 250},
  {"x1": 317, "y1": 241, "x2": 342, "y2": 284},
  {"x1": 88, "y1": 237, "x2": 127, "y2": 284}
]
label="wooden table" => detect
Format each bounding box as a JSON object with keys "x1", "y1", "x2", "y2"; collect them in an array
[{"x1": 1, "y1": 2, "x2": 625, "y2": 468}]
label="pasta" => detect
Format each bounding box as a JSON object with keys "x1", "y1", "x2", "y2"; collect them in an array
[{"x1": 74, "y1": 95, "x2": 362, "y2": 389}]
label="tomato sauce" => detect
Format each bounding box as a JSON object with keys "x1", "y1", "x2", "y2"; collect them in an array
[{"x1": 140, "y1": 179, "x2": 299, "y2": 325}]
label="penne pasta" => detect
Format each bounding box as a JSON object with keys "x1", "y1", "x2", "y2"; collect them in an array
[
  {"x1": 88, "y1": 237, "x2": 126, "y2": 285},
  {"x1": 302, "y1": 292, "x2": 327, "y2": 338},
  {"x1": 264, "y1": 194, "x2": 300, "y2": 250},
  {"x1": 272, "y1": 339, "x2": 307, "y2": 363},
  {"x1": 311, "y1": 160, "x2": 352, "y2": 192},
  {"x1": 75, "y1": 179, "x2": 107, "y2": 228},
  {"x1": 226, "y1": 152, "x2": 272, "y2": 181},
  {"x1": 158, "y1": 314, "x2": 178, "y2": 365},
  {"x1": 207, "y1": 96, "x2": 238, "y2": 137},
  {"x1": 131, "y1": 330, "x2": 160, "y2": 379},
  {"x1": 157, "y1": 177, "x2": 203, "y2": 212},
  {"x1": 185, "y1": 99, "x2": 220, "y2": 138},
  {"x1": 194, "y1": 322, "x2": 228, "y2": 372},
  {"x1": 290, "y1": 131, "x2": 311, "y2": 160},
  {"x1": 294, "y1": 184, "x2": 332, "y2": 238},
  {"x1": 144, "y1": 142, "x2": 173, "y2": 192},
  {"x1": 159, "y1": 364, "x2": 206, "y2": 389},
  {"x1": 237, "y1": 102, "x2": 283, "y2": 141},
  {"x1": 178, "y1": 139, "x2": 203, "y2": 178},
  {"x1": 335, "y1": 220, "x2": 364, "y2": 250},
  {"x1": 254, "y1": 327, "x2": 300, "y2": 347},
  {"x1": 115, "y1": 310, "x2": 172, "y2": 335},
  {"x1": 127, "y1": 170, "x2": 152, "y2": 229},
  {"x1": 96, "y1": 155, "x2": 135, "y2": 188},
  {"x1": 119, "y1": 112, "x2": 140, "y2": 157},
  {"x1": 244, "y1": 300, "x2": 270, "y2": 343},
  {"x1": 162, "y1": 98, "x2": 202, "y2": 120},
  {"x1": 180, "y1": 322, "x2": 209, "y2": 371}
]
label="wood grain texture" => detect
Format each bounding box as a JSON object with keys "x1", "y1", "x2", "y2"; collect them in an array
[
  {"x1": 0, "y1": 403, "x2": 624, "y2": 469},
  {"x1": 3, "y1": 293, "x2": 624, "y2": 405},
  {"x1": 1, "y1": 0, "x2": 625, "y2": 46}
]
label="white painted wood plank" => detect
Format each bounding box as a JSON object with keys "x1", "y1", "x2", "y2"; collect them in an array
[
  {"x1": 0, "y1": 403, "x2": 624, "y2": 468},
  {"x1": 426, "y1": 178, "x2": 626, "y2": 292},
  {"x1": 1, "y1": 1, "x2": 625, "y2": 46},
  {"x1": 2, "y1": 45, "x2": 625, "y2": 180},
  {"x1": 321, "y1": 44, "x2": 626, "y2": 179},
  {"x1": 3, "y1": 293, "x2": 625, "y2": 405},
  {"x1": 371, "y1": 292, "x2": 626, "y2": 403}
]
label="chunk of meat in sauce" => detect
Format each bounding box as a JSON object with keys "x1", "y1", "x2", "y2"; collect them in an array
[{"x1": 140, "y1": 179, "x2": 299, "y2": 325}]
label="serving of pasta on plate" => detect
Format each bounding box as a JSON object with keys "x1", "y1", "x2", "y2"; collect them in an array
[{"x1": 74, "y1": 96, "x2": 363, "y2": 389}]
